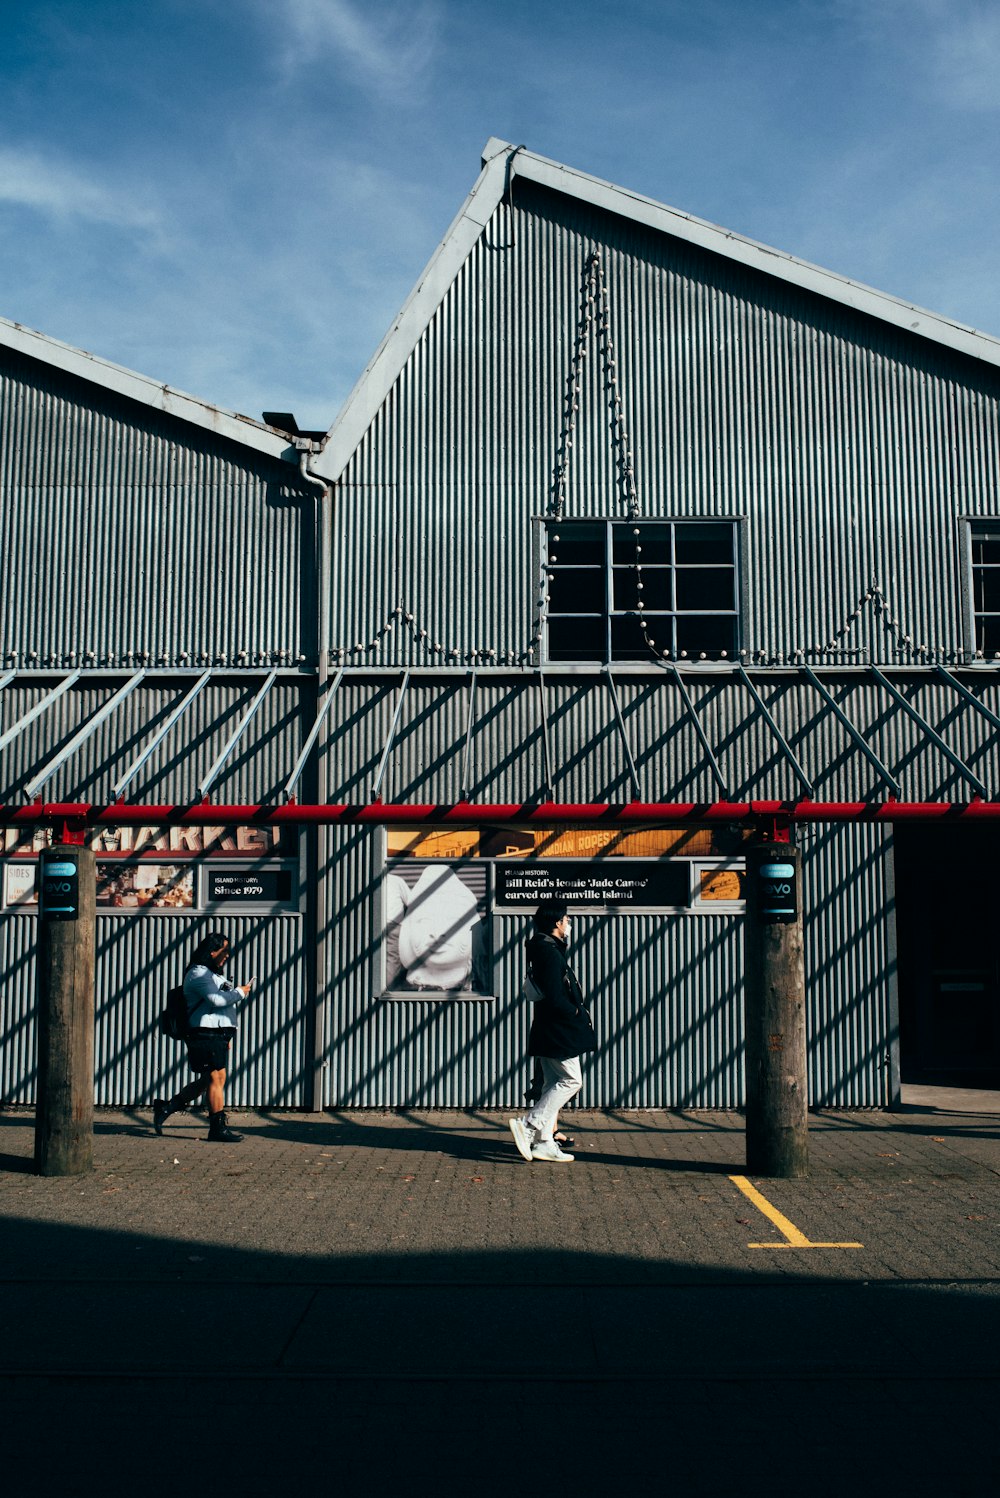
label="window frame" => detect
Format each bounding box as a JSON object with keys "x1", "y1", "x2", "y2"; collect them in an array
[
  {"x1": 963, "y1": 517, "x2": 1000, "y2": 660},
  {"x1": 539, "y1": 516, "x2": 744, "y2": 665}
]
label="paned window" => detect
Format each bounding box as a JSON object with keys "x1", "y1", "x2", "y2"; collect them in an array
[
  {"x1": 970, "y1": 523, "x2": 1000, "y2": 656},
  {"x1": 544, "y1": 519, "x2": 740, "y2": 662}
]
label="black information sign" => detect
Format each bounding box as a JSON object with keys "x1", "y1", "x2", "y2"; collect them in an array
[
  {"x1": 40, "y1": 856, "x2": 80, "y2": 921},
  {"x1": 756, "y1": 859, "x2": 797, "y2": 923},
  {"x1": 208, "y1": 870, "x2": 293, "y2": 904},
  {"x1": 495, "y1": 861, "x2": 688, "y2": 910}
]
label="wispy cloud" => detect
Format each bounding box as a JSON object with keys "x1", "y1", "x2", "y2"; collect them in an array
[
  {"x1": 837, "y1": 0, "x2": 1000, "y2": 111},
  {"x1": 0, "y1": 143, "x2": 163, "y2": 235},
  {"x1": 262, "y1": 0, "x2": 440, "y2": 94},
  {"x1": 927, "y1": 0, "x2": 1000, "y2": 111}
]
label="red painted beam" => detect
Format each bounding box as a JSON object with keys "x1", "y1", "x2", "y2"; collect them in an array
[{"x1": 2, "y1": 799, "x2": 1000, "y2": 826}]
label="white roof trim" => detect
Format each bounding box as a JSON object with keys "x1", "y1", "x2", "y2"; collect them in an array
[
  {"x1": 315, "y1": 136, "x2": 1000, "y2": 483},
  {"x1": 314, "y1": 140, "x2": 513, "y2": 481},
  {"x1": 0, "y1": 314, "x2": 297, "y2": 465}
]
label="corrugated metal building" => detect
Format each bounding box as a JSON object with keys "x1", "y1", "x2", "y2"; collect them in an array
[{"x1": 3, "y1": 138, "x2": 1000, "y2": 1110}]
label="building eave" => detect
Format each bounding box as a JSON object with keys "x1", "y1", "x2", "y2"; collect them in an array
[
  {"x1": 314, "y1": 135, "x2": 1000, "y2": 485},
  {"x1": 0, "y1": 314, "x2": 299, "y2": 466}
]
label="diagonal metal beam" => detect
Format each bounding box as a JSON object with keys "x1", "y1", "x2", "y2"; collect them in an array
[
  {"x1": 0, "y1": 670, "x2": 82, "y2": 755},
  {"x1": 460, "y1": 670, "x2": 478, "y2": 800},
  {"x1": 113, "y1": 670, "x2": 213, "y2": 798},
  {"x1": 199, "y1": 670, "x2": 278, "y2": 798},
  {"x1": 667, "y1": 665, "x2": 729, "y2": 797},
  {"x1": 604, "y1": 667, "x2": 641, "y2": 800},
  {"x1": 799, "y1": 662, "x2": 901, "y2": 797},
  {"x1": 936, "y1": 666, "x2": 1000, "y2": 735},
  {"x1": 284, "y1": 667, "x2": 345, "y2": 799},
  {"x1": 24, "y1": 671, "x2": 146, "y2": 798},
  {"x1": 738, "y1": 666, "x2": 814, "y2": 797},
  {"x1": 537, "y1": 668, "x2": 555, "y2": 798},
  {"x1": 871, "y1": 665, "x2": 989, "y2": 798},
  {"x1": 371, "y1": 670, "x2": 410, "y2": 801}
]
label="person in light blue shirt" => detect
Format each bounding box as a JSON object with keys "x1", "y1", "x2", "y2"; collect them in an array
[{"x1": 153, "y1": 932, "x2": 254, "y2": 1143}]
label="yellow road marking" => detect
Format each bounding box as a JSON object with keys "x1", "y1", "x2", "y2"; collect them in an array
[{"x1": 729, "y1": 1174, "x2": 862, "y2": 1250}]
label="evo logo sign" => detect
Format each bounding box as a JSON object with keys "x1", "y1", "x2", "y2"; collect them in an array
[
  {"x1": 758, "y1": 860, "x2": 796, "y2": 923},
  {"x1": 41, "y1": 858, "x2": 79, "y2": 921}
]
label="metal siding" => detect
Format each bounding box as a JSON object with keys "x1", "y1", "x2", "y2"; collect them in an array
[
  {"x1": 3, "y1": 913, "x2": 308, "y2": 1107},
  {"x1": 0, "y1": 347, "x2": 312, "y2": 667},
  {"x1": 1, "y1": 679, "x2": 307, "y2": 803},
  {"x1": 334, "y1": 181, "x2": 1000, "y2": 669},
  {"x1": 319, "y1": 816, "x2": 888, "y2": 1110},
  {"x1": 319, "y1": 671, "x2": 1000, "y2": 804},
  {"x1": 0, "y1": 916, "x2": 37, "y2": 1103},
  {"x1": 801, "y1": 823, "x2": 892, "y2": 1107}
]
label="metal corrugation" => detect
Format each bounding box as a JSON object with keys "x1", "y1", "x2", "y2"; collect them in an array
[
  {"x1": 0, "y1": 916, "x2": 37, "y2": 1103},
  {"x1": 2, "y1": 913, "x2": 308, "y2": 1107},
  {"x1": 334, "y1": 179, "x2": 1000, "y2": 667},
  {"x1": 1, "y1": 679, "x2": 307, "y2": 803},
  {"x1": 319, "y1": 671, "x2": 1000, "y2": 805},
  {"x1": 801, "y1": 823, "x2": 892, "y2": 1106},
  {"x1": 0, "y1": 347, "x2": 312, "y2": 665},
  {"x1": 320, "y1": 819, "x2": 888, "y2": 1109}
]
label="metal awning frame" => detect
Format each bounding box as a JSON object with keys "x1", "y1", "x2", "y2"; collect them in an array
[
  {"x1": 371, "y1": 670, "x2": 410, "y2": 801},
  {"x1": 23, "y1": 671, "x2": 146, "y2": 799},
  {"x1": 199, "y1": 670, "x2": 278, "y2": 798},
  {"x1": 113, "y1": 670, "x2": 214, "y2": 799},
  {"x1": 3, "y1": 664, "x2": 1000, "y2": 829}
]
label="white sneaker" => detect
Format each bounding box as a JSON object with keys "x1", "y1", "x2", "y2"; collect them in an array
[
  {"x1": 531, "y1": 1138, "x2": 574, "y2": 1163},
  {"x1": 508, "y1": 1116, "x2": 535, "y2": 1162}
]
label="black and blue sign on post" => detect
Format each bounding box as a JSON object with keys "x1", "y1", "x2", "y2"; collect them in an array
[
  {"x1": 40, "y1": 855, "x2": 80, "y2": 921},
  {"x1": 35, "y1": 844, "x2": 95, "y2": 1177},
  {"x1": 756, "y1": 857, "x2": 797, "y2": 924}
]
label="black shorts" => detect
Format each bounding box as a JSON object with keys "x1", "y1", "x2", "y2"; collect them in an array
[{"x1": 185, "y1": 1029, "x2": 235, "y2": 1076}]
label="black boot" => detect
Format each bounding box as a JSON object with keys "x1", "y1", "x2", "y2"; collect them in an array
[
  {"x1": 152, "y1": 1099, "x2": 172, "y2": 1135},
  {"x1": 207, "y1": 1110, "x2": 243, "y2": 1143}
]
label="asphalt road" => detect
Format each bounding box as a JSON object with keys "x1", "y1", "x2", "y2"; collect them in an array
[{"x1": 2, "y1": 1103, "x2": 999, "y2": 1496}]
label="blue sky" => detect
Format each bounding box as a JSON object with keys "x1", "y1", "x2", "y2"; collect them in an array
[{"x1": 2, "y1": 0, "x2": 999, "y2": 431}]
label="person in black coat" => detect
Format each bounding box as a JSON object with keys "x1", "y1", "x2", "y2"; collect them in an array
[{"x1": 508, "y1": 899, "x2": 597, "y2": 1163}]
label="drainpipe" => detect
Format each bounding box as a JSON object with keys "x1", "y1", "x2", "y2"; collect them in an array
[{"x1": 295, "y1": 444, "x2": 332, "y2": 1112}]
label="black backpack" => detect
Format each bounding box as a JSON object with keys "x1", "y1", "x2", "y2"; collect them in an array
[{"x1": 160, "y1": 984, "x2": 190, "y2": 1041}]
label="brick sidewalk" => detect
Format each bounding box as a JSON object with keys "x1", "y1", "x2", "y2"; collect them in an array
[{"x1": 3, "y1": 1105, "x2": 1000, "y2": 1496}]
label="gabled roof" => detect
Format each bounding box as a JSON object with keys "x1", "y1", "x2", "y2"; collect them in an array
[
  {"x1": 315, "y1": 136, "x2": 1000, "y2": 483},
  {"x1": 0, "y1": 313, "x2": 298, "y2": 466}
]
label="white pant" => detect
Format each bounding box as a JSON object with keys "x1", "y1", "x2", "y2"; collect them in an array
[{"x1": 524, "y1": 1055, "x2": 582, "y2": 1142}]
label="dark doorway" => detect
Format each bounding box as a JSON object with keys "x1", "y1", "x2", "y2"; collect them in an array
[{"x1": 894, "y1": 825, "x2": 1000, "y2": 1087}]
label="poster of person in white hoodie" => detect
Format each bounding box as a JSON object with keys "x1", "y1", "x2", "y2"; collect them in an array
[{"x1": 382, "y1": 863, "x2": 490, "y2": 994}]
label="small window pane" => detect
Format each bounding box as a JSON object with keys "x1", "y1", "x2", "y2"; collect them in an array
[
  {"x1": 973, "y1": 568, "x2": 1000, "y2": 613},
  {"x1": 676, "y1": 615, "x2": 737, "y2": 657},
  {"x1": 676, "y1": 567, "x2": 736, "y2": 611},
  {"x1": 977, "y1": 616, "x2": 1000, "y2": 655},
  {"x1": 611, "y1": 614, "x2": 671, "y2": 659},
  {"x1": 548, "y1": 615, "x2": 605, "y2": 661},
  {"x1": 675, "y1": 523, "x2": 733, "y2": 565},
  {"x1": 612, "y1": 568, "x2": 673, "y2": 611},
  {"x1": 972, "y1": 532, "x2": 1000, "y2": 565},
  {"x1": 612, "y1": 524, "x2": 672, "y2": 565},
  {"x1": 547, "y1": 522, "x2": 605, "y2": 567},
  {"x1": 549, "y1": 567, "x2": 604, "y2": 614}
]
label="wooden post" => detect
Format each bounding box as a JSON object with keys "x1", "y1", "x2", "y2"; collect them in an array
[
  {"x1": 744, "y1": 841, "x2": 808, "y2": 1177},
  {"x1": 34, "y1": 845, "x2": 95, "y2": 1176}
]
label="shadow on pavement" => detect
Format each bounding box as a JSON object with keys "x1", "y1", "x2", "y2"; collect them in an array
[{"x1": 0, "y1": 1206, "x2": 998, "y2": 1496}]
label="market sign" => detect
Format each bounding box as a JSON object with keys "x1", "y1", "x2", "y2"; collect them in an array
[{"x1": 495, "y1": 861, "x2": 688, "y2": 910}]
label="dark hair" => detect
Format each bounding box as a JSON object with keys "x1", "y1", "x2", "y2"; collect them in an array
[
  {"x1": 532, "y1": 899, "x2": 568, "y2": 936},
  {"x1": 188, "y1": 932, "x2": 230, "y2": 973}
]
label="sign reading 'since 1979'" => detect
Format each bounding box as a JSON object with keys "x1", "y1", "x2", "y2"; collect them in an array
[{"x1": 495, "y1": 861, "x2": 688, "y2": 910}]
